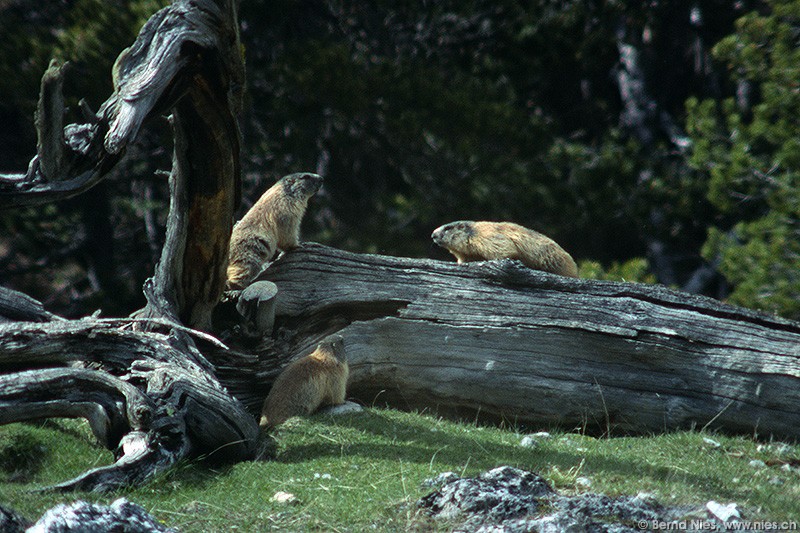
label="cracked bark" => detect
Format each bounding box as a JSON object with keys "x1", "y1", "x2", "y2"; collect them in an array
[
  {"x1": 256, "y1": 244, "x2": 800, "y2": 440},
  {"x1": 0, "y1": 0, "x2": 257, "y2": 492}
]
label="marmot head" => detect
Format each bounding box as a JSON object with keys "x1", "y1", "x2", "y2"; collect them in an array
[
  {"x1": 318, "y1": 334, "x2": 346, "y2": 363},
  {"x1": 431, "y1": 220, "x2": 476, "y2": 249},
  {"x1": 279, "y1": 172, "x2": 323, "y2": 200}
]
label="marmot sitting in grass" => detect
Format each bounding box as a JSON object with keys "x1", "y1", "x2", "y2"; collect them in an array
[
  {"x1": 259, "y1": 335, "x2": 349, "y2": 429},
  {"x1": 226, "y1": 172, "x2": 323, "y2": 289},
  {"x1": 432, "y1": 220, "x2": 578, "y2": 278}
]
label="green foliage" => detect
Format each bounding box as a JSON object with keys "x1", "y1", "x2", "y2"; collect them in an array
[
  {"x1": 0, "y1": 426, "x2": 46, "y2": 483},
  {"x1": 240, "y1": 0, "x2": 653, "y2": 262},
  {"x1": 3, "y1": 0, "x2": 794, "y2": 316},
  {"x1": 0, "y1": 1, "x2": 171, "y2": 316},
  {"x1": 0, "y1": 0, "x2": 169, "y2": 153},
  {"x1": 0, "y1": 420, "x2": 112, "y2": 495},
  {"x1": 686, "y1": 0, "x2": 800, "y2": 318},
  {"x1": 579, "y1": 257, "x2": 657, "y2": 284},
  {"x1": 3, "y1": 411, "x2": 800, "y2": 529}
]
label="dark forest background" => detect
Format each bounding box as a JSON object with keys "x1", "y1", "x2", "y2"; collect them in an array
[{"x1": 0, "y1": 0, "x2": 798, "y2": 320}]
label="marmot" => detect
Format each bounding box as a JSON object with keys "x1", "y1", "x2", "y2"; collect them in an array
[
  {"x1": 259, "y1": 335, "x2": 349, "y2": 429},
  {"x1": 431, "y1": 220, "x2": 578, "y2": 278},
  {"x1": 227, "y1": 172, "x2": 323, "y2": 289}
]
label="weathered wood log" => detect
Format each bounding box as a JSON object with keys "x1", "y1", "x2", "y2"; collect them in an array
[
  {"x1": 0, "y1": 286, "x2": 58, "y2": 323},
  {"x1": 0, "y1": 0, "x2": 256, "y2": 492},
  {"x1": 236, "y1": 281, "x2": 279, "y2": 336},
  {"x1": 258, "y1": 244, "x2": 800, "y2": 440},
  {"x1": 0, "y1": 318, "x2": 257, "y2": 492}
]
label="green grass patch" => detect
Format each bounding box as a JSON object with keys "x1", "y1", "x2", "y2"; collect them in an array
[{"x1": 2, "y1": 410, "x2": 799, "y2": 531}]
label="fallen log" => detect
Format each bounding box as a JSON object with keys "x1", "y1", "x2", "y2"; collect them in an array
[{"x1": 259, "y1": 243, "x2": 800, "y2": 440}]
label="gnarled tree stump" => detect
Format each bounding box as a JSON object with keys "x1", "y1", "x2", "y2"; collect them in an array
[{"x1": 0, "y1": 0, "x2": 257, "y2": 492}]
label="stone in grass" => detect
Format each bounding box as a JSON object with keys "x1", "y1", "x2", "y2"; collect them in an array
[
  {"x1": 318, "y1": 401, "x2": 363, "y2": 416},
  {"x1": 419, "y1": 466, "x2": 690, "y2": 532},
  {"x1": 519, "y1": 435, "x2": 539, "y2": 448},
  {"x1": 418, "y1": 466, "x2": 555, "y2": 522},
  {"x1": 27, "y1": 498, "x2": 176, "y2": 533},
  {"x1": 706, "y1": 501, "x2": 741, "y2": 523},
  {"x1": 271, "y1": 491, "x2": 298, "y2": 504}
]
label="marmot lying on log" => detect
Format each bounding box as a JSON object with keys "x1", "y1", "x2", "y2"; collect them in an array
[
  {"x1": 432, "y1": 220, "x2": 578, "y2": 278},
  {"x1": 259, "y1": 335, "x2": 349, "y2": 429},
  {"x1": 227, "y1": 172, "x2": 323, "y2": 289}
]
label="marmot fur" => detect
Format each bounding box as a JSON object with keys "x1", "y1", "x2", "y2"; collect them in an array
[
  {"x1": 259, "y1": 335, "x2": 349, "y2": 429},
  {"x1": 432, "y1": 220, "x2": 578, "y2": 277},
  {"x1": 227, "y1": 172, "x2": 323, "y2": 289}
]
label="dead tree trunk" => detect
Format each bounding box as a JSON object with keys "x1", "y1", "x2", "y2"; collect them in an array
[
  {"x1": 256, "y1": 244, "x2": 800, "y2": 441},
  {"x1": 0, "y1": 0, "x2": 258, "y2": 492}
]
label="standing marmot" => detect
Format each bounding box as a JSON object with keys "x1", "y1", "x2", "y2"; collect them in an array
[
  {"x1": 259, "y1": 335, "x2": 349, "y2": 429},
  {"x1": 227, "y1": 172, "x2": 323, "y2": 289},
  {"x1": 432, "y1": 220, "x2": 578, "y2": 278}
]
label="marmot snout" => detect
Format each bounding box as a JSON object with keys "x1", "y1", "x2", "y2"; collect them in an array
[{"x1": 432, "y1": 220, "x2": 578, "y2": 278}]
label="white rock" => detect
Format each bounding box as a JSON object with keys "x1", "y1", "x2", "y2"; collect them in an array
[
  {"x1": 532, "y1": 431, "x2": 552, "y2": 439},
  {"x1": 702, "y1": 437, "x2": 721, "y2": 448},
  {"x1": 271, "y1": 491, "x2": 297, "y2": 504},
  {"x1": 575, "y1": 477, "x2": 592, "y2": 489},
  {"x1": 749, "y1": 459, "x2": 767, "y2": 469},
  {"x1": 320, "y1": 401, "x2": 363, "y2": 415},
  {"x1": 634, "y1": 492, "x2": 659, "y2": 505},
  {"x1": 706, "y1": 501, "x2": 740, "y2": 522},
  {"x1": 520, "y1": 436, "x2": 539, "y2": 448}
]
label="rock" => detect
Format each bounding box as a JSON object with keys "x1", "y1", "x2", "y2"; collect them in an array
[
  {"x1": 418, "y1": 466, "x2": 554, "y2": 522},
  {"x1": 749, "y1": 459, "x2": 767, "y2": 469},
  {"x1": 532, "y1": 431, "x2": 552, "y2": 439},
  {"x1": 575, "y1": 477, "x2": 592, "y2": 490},
  {"x1": 319, "y1": 401, "x2": 363, "y2": 416},
  {"x1": 702, "y1": 437, "x2": 721, "y2": 448},
  {"x1": 633, "y1": 492, "x2": 659, "y2": 506},
  {"x1": 706, "y1": 501, "x2": 741, "y2": 522},
  {"x1": 520, "y1": 435, "x2": 539, "y2": 448},
  {"x1": 27, "y1": 498, "x2": 175, "y2": 533},
  {"x1": 419, "y1": 466, "x2": 695, "y2": 532},
  {"x1": 271, "y1": 491, "x2": 298, "y2": 504}
]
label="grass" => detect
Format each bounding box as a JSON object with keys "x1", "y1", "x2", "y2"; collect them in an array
[{"x1": 2, "y1": 409, "x2": 799, "y2": 531}]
